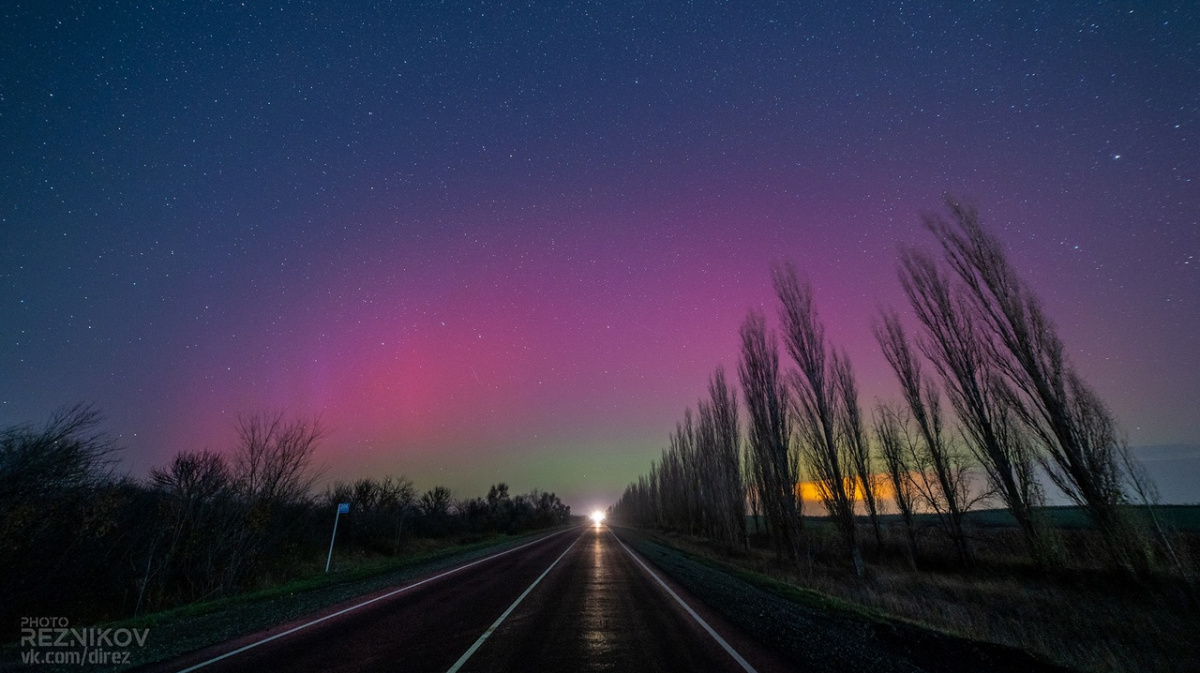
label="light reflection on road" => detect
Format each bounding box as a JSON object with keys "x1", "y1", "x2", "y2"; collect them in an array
[{"x1": 581, "y1": 526, "x2": 614, "y2": 664}]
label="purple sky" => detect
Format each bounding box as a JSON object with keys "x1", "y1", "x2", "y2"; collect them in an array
[{"x1": 2, "y1": 1, "x2": 1197, "y2": 509}]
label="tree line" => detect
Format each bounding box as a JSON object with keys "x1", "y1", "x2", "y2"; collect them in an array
[
  {"x1": 0, "y1": 408, "x2": 570, "y2": 636},
  {"x1": 611, "y1": 199, "x2": 1181, "y2": 578}
]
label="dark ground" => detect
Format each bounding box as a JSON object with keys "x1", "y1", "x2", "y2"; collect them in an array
[{"x1": 5, "y1": 524, "x2": 1076, "y2": 672}]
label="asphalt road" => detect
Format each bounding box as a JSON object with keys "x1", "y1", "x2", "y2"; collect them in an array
[{"x1": 143, "y1": 525, "x2": 793, "y2": 673}]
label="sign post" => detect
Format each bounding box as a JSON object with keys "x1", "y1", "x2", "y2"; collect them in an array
[{"x1": 326, "y1": 502, "x2": 350, "y2": 572}]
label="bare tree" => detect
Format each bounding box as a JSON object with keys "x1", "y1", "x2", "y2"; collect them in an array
[
  {"x1": 897, "y1": 249, "x2": 1051, "y2": 566},
  {"x1": 875, "y1": 312, "x2": 975, "y2": 567},
  {"x1": 674, "y1": 410, "x2": 703, "y2": 535},
  {"x1": 647, "y1": 461, "x2": 662, "y2": 529},
  {"x1": 420, "y1": 485, "x2": 454, "y2": 516},
  {"x1": 220, "y1": 411, "x2": 326, "y2": 585},
  {"x1": 695, "y1": 402, "x2": 719, "y2": 538},
  {"x1": 378, "y1": 475, "x2": 418, "y2": 552},
  {"x1": 613, "y1": 473, "x2": 656, "y2": 529},
  {"x1": 874, "y1": 404, "x2": 920, "y2": 567},
  {"x1": 325, "y1": 481, "x2": 354, "y2": 508},
  {"x1": 325, "y1": 474, "x2": 418, "y2": 553},
  {"x1": 696, "y1": 366, "x2": 747, "y2": 552},
  {"x1": 658, "y1": 422, "x2": 692, "y2": 533},
  {"x1": 151, "y1": 451, "x2": 230, "y2": 503},
  {"x1": 925, "y1": 199, "x2": 1141, "y2": 571},
  {"x1": 773, "y1": 263, "x2": 863, "y2": 576},
  {"x1": 140, "y1": 450, "x2": 242, "y2": 611},
  {"x1": 1118, "y1": 444, "x2": 1188, "y2": 581},
  {"x1": 743, "y1": 446, "x2": 763, "y2": 535},
  {"x1": 0, "y1": 403, "x2": 119, "y2": 501},
  {"x1": 738, "y1": 309, "x2": 804, "y2": 563},
  {"x1": 640, "y1": 367, "x2": 749, "y2": 548},
  {"x1": 232, "y1": 411, "x2": 325, "y2": 507},
  {"x1": 834, "y1": 355, "x2": 883, "y2": 548},
  {"x1": 0, "y1": 405, "x2": 123, "y2": 619}
]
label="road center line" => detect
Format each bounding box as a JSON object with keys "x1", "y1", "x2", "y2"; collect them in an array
[
  {"x1": 175, "y1": 528, "x2": 573, "y2": 673},
  {"x1": 445, "y1": 532, "x2": 582, "y2": 673},
  {"x1": 609, "y1": 529, "x2": 759, "y2": 673}
]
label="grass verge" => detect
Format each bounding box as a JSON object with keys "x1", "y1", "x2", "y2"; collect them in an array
[
  {"x1": 1, "y1": 528, "x2": 565, "y2": 672},
  {"x1": 621, "y1": 526, "x2": 1198, "y2": 673}
]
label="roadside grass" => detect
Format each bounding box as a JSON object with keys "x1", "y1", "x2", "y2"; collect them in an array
[
  {"x1": 123, "y1": 533, "x2": 531, "y2": 626},
  {"x1": 618, "y1": 527, "x2": 1072, "y2": 673},
  {"x1": 632, "y1": 522, "x2": 1200, "y2": 673},
  {"x1": 1, "y1": 528, "x2": 567, "y2": 672}
]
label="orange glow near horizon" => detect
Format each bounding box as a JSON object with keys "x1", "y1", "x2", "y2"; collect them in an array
[{"x1": 796, "y1": 475, "x2": 903, "y2": 502}]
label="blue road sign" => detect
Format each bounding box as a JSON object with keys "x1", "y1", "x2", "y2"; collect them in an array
[{"x1": 338, "y1": 503, "x2": 350, "y2": 514}]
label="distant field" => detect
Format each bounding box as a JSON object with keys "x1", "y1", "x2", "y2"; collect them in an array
[
  {"x1": 961, "y1": 505, "x2": 1200, "y2": 532},
  {"x1": 751, "y1": 504, "x2": 1200, "y2": 533}
]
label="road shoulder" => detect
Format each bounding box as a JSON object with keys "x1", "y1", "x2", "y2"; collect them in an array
[
  {"x1": 26, "y1": 528, "x2": 574, "y2": 673},
  {"x1": 613, "y1": 527, "x2": 1077, "y2": 673}
]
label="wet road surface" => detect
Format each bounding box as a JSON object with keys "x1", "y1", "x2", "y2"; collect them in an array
[{"x1": 144, "y1": 525, "x2": 792, "y2": 672}]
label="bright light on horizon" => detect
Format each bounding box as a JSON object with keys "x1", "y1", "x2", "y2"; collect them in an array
[{"x1": 590, "y1": 510, "x2": 605, "y2": 525}]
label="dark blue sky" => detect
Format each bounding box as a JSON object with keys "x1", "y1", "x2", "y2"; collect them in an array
[{"x1": 2, "y1": 1, "x2": 1197, "y2": 507}]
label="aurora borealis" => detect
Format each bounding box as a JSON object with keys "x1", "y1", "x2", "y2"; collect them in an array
[{"x1": 2, "y1": 1, "x2": 1197, "y2": 509}]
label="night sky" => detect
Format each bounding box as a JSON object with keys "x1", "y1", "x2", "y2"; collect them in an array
[{"x1": 3, "y1": 1, "x2": 1198, "y2": 509}]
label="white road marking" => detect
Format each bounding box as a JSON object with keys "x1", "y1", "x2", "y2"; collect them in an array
[
  {"x1": 445, "y1": 533, "x2": 582, "y2": 673},
  {"x1": 174, "y1": 529, "x2": 574, "y2": 673},
  {"x1": 609, "y1": 530, "x2": 759, "y2": 673}
]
